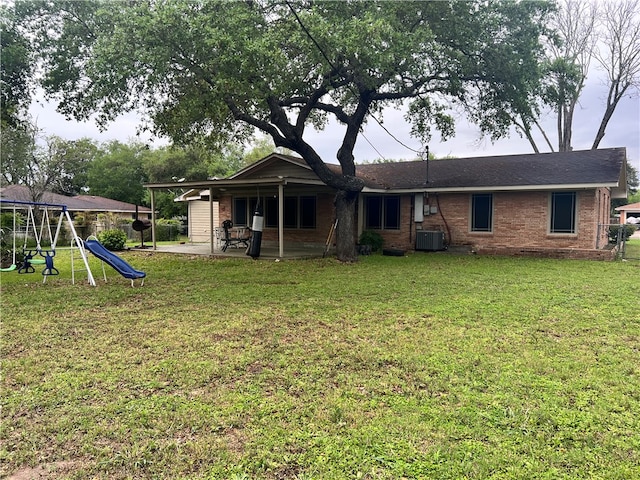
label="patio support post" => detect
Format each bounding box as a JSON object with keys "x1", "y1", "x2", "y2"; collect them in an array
[
  {"x1": 150, "y1": 189, "x2": 157, "y2": 250},
  {"x1": 209, "y1": 187, "x2": 215, "y2": 255},
  {"x1": 278, "y1": 183, "x2": 284, "y2": 258}
]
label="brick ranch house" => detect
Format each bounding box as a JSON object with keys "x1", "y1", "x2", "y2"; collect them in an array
[{"x1": 145, "y1": 148, "x2": 628, "y2": 259}]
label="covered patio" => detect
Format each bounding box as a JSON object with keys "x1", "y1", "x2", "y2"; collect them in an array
[{"x1": 144, "y1": 154, "x2": 337, "y2": 260}]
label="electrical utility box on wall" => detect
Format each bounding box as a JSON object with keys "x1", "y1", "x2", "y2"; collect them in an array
[{"x1": 415, "y1": 230, "x2": 445, "y2": 251}]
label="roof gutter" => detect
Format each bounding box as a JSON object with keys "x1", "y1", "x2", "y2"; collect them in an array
[{"x1": 362, "y1": 182, "x2": 624, "y2": 196}]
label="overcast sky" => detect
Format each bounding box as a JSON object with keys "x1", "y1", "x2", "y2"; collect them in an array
[{"x1": 29, "y1": 70, "x2": 640, "y2": 171}]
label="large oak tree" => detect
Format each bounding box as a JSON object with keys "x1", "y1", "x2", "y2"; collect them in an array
[{"x1": 19, "y1": 0, "x2": 551, "y2": 261}]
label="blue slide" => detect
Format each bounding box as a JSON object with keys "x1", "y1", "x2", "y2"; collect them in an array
[{"x1": 84, "y1": 239, "x2": 146, "y2": 281}]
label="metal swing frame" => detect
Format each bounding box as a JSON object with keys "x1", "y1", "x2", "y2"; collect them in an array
[{"x1": 0, "y1": 199, "x2": 97, "y2": 286}]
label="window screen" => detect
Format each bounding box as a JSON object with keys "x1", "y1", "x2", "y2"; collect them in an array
[
  {"x1": 365, "y1": 195, "x2": 400, "y2": 230},
  {"x1": 300, "y1": 196, "x2": 317, "y2": 229},
  {"x1": 550, "y1": 192, "x2": 576, "y2": 233},
  {"x1": 471, "y1": 194, "x2": 493, "y2": 232},
  {"x1": 383, "y1": 196, "x2": 400, "y2": 230},
  {"x1": 233, "y1": 197, "x2": 247, "y2": 226}
]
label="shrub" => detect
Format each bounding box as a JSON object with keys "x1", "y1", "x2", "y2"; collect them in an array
[
  {"x1": 359, "y1": 230, "x2": 384, "y2": 252},
  {"x1": 608, "y1": 224, "x2": 637, "y2": 244},
  {"x1": 1, "y1": 212, "x2": 22, "y2": 229},
  {"x1": 98, "y1": 229, "x2": 128, "y2": 251},
  {"x1": 155, "y1": 219, "x2": 182, "y2": 242}
]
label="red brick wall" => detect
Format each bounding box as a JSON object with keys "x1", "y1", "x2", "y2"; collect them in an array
[
  {"x1": 219, "y1": 188, "x2": 613, "y2": 258},
  {"x1": 415, "y1": 189, "x2": 610, "y2": 253}
]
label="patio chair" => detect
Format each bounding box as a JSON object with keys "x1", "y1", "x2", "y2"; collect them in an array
[
  {"x1": 213, "y1": 226, "x2": 224, "y2": 249},
  {"x1": 221, "y1": 220, "x2": 250, "y2": 252}
]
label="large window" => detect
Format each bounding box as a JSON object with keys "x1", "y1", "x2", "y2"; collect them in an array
[
  {"x1": 299, "y1": 196, "x2": 317, "y2": 228},
  {"x1": 550, "y1": 191, "x2": 577, "y2": 234},
  {"x1": 236, "y1": 195, "x2": 316, "y2": 229},
  {"x1": 364, "y1": 195, "x2": 401, "y2": 230},
  {"x1": 264, "y1": 196, "x2": 278, "y2": 228},
  {"x1": 471, "y1": 194, "x2": 493, "y2": 232},
  {"x1": 232, "y1": 197, "x2": 248, "y2": 226}
]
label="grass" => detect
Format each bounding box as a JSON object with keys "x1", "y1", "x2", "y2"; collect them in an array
[
  {"x1": 1, "y1": 249, "x2": 639, "y2": 479},
  {"x1": 624, "y1": 238, "x2": 640, "y2": 259}
]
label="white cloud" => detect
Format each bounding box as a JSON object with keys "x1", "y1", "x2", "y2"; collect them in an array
[
  {"x1": 28, "y1": 89, "x2": 169, "y2": 148},
  {"x1": 29, "y1": 73, "x2": 639, "y2": 171}
]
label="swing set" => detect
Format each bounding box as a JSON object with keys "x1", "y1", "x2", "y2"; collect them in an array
[{"x1": 0, "y1": 199, "x2": 97, "y2": 286}]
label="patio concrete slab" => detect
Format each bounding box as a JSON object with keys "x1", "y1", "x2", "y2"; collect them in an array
[{"x1": 149, "y1": 242, "x2": 330, "y2": 259}]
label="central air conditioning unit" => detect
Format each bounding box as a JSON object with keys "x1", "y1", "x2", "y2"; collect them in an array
[{"x1": 416, "y1": 230, "x2": 445, "y2": 251}]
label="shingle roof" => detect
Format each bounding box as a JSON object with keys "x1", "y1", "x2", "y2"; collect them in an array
[
  {"x1": 0, "y1": 185, "x2": 151, "y2": 213},
  {"x1": 353, "y1": 148, "x2": 626, "y2": 192},
  {"x1": 616, "y1": 201, "x2": 640, "y2": 212}
]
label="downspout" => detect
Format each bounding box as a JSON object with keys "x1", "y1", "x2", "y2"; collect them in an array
[
  {"x1": 209, "y1": 187, "x2": 215, "y2": 255},
  {"x1": 409, "y1": 195, "x2": 414, "y2": 248}
]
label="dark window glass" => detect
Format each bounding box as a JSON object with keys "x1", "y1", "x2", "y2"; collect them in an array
[
  {"x1": 300, "y1": 196, "x2": 316, "y2": 229},
  {"x1": 365, "y1": 196, "x2": 400, "y2": 230},
  {"x1": 264, "y1": 196, "x2": 278, "y2": 228},
  {"x1": 471, "y1": 194, "x2": 493, "y2": 232},
  {"x1": 284, "y1": 196, "x2": 298, "y2": 228},
  {"x1": 365, "y1": 196, "x2": 383, "y2": 229},
  {"x1": 384, "y1": 196, "x2": 400, "y2": 230},
  {"x1": 233, "y1": 197, "x2": 247, "y2": 226},
  {"x1": 551, "y1": 192, "x2": 576, "y2": 233}
]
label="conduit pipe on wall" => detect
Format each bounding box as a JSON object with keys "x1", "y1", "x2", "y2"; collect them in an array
[{"x1": 434, "y1": 193, "x2": 452, "y2": 246}]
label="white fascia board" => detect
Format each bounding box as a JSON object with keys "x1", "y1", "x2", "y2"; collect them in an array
[
  {"x1": 146, "y1": 177, "x2": 288, "y2": 190},
  {"x1": 361, "y1": 183, "x2": 620, "y2": 194},
  {"x1": 282, "y1": 178, "x2": 327, "y2": 186}
]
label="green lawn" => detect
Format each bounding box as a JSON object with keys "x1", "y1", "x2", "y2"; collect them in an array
[
  {"x1": 624, "y1": 238, "x2": 640, "y2": 260},
  {"x1": 1, "y1": 251, "x2": 639, "y2": 479}
]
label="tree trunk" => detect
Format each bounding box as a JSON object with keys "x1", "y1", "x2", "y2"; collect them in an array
[
  {"x1": 534, "y1": 118, "x2": 555, "y2": 152},
  {"x1": 591, "y1": 92, "x2": 624, "y2": 150},
  {"x1": 334, "y1": 189, "x2": 358, "y2": 263}
]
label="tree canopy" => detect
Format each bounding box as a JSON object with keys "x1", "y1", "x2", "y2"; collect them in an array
[
  {"x1": 0, "y1": 4, "x2": 33, "y2": 129},
  {"x1": 87, "y1": 141, "x2": 149, "y2": 206},
  {"x1": 514, "y1": 0, "x2": 640, "y2": 153},
  {"x1": 19, "y1": 0, "x2": 552, "y2": 261}
]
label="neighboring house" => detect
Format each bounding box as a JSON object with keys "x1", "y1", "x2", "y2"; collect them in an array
[
  {"x1": 0, "y1": 184, "x2": 152, "y2": 221},
  {"x1": 146, "y1": 148, "x2": 627, "y2": 259},
  {"x1": 615, "y1": 201, "x2": 640, "y2": 225}
]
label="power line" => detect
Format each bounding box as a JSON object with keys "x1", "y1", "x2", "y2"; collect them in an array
[
  {"x1": 369, "y1": 115, "x2": 421, "y2": 154},
  {"x1": 360, "y1": 132, "x2": 386, "y2": 160}
]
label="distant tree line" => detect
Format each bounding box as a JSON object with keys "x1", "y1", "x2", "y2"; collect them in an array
[{"x1": 1, "y1": 128, "x2": 277, "y2": 218}]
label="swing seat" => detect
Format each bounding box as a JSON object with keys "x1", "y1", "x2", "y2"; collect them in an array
[
  {"x1": 0, "y1": 264, "x2": 17, "y2": 272},
  {"x1": 41, "y1": 250, "x2": 59, "y2": 276},
  {"x1": 18, "y1": 249, "x2": 47, "y2": 274},
  {"x1": 19, "y1": 250, "x2": 40, "y2": 274}
]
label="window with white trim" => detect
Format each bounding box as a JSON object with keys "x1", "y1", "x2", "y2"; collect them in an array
[
  {"x1": 364, "y1": 195, "x2": 401, "y2": 230},
  {"x1": 550, "y1": 191, "x2": 577, "y2": 234},
  {"x1": 471, "y1": 193, "x2": 493, "y2": 232}
]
